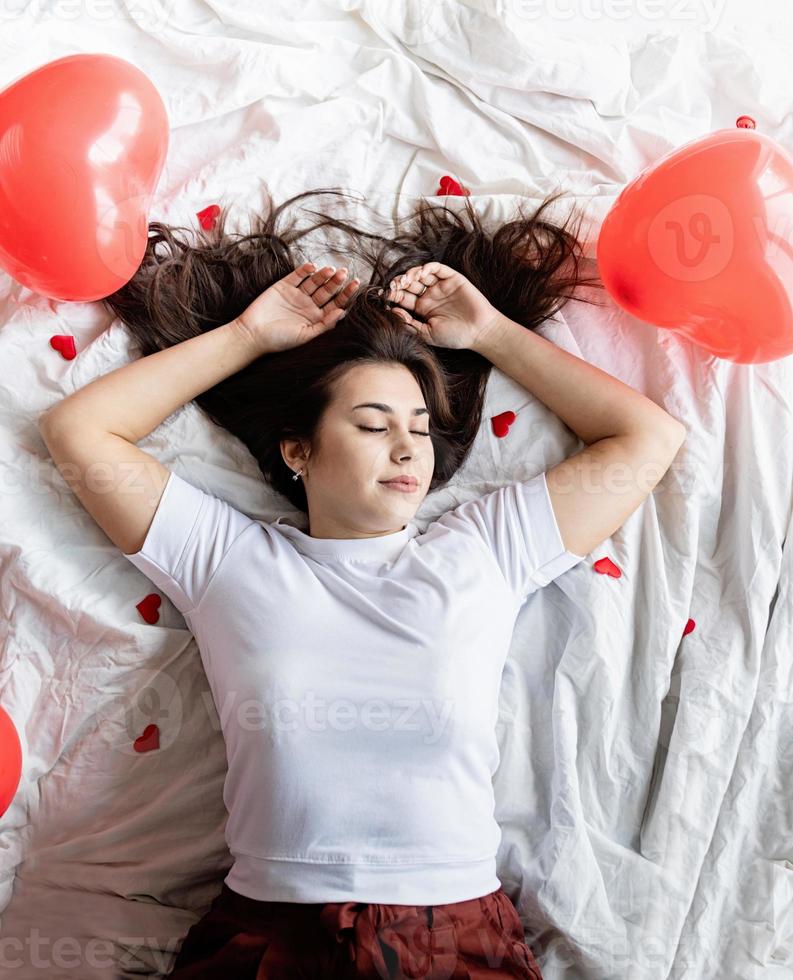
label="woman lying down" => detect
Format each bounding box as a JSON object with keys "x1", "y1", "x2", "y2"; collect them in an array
[{"x1": 38, "y1": 188, "x2": 685, "y2": 978}]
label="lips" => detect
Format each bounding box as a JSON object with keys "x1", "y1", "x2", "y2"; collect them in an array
[
  {"x1": 380, "y1": 477, "x2": 418, "y2": 488},
  {"x1": 379, "y1": 479, "x2": 418, "y2": 494}
]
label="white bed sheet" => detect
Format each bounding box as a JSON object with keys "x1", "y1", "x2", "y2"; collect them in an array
[{"x1": 1, "y1": 3, "x2": 792, "y2": 978}]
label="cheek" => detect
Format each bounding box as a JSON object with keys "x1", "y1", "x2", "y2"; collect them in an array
[{"x1": 327, "y1": 435, "x2": 378, "y2": 479}]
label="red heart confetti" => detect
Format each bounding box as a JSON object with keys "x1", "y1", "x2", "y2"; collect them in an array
[
  {"x1": 437, "y1": 175, "x2": 470, "y2": 197},
  {"x1": 593, "y1": 556, "x2": 622, "y2": 578},
  {"x1": 133, "y1": 723, "x2": 160, "y2": 753},
  {"x1": 49, "y1": 335, "x2": 76, "y2": 360},
  {"x1": 196, "y1": 204, "x2": 221, "y2": 230},
  {"x1": 683, "y1": 618, "x2": 696, "y2": 636},
  {"x1": 136, "y1": 593, "x2": 161, "y2": 624},
  {"x1": 491, "y1": 411, "x2": 516, "y2": 438}
]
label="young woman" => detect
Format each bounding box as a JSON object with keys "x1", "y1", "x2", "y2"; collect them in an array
[{"x1": 38, "y1": 189, "x2": 685, "y2": 978}]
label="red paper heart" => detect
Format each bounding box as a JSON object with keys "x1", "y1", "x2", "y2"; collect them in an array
[
  {"x1": 593, "y1": 556, "x2": 622, "y2": 578},
  {"x1": 49, "y1": 335, "x2": 76, "y2": 360},
  {"x1": 437, "y1": 175, "x2": 470, "y2": 197},
  {"x1": 491, "y1": 411, "x2": 516, "y2": 438},
  {"x1": 196, "y1": 204, "x2": 220, "y2": 230},
  {"x1": 683, "y1": 617, "x2": 696, "y2": 636},
  {"x1": 136, "y1": 593, "x2": 161, "y2": 624},
  {"x1": 133, "y1": 723, "x2": 160, "y2": 753}
]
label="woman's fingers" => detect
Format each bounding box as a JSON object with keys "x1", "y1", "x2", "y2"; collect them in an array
[
  {"x1": 313, "y1": 270, "x2": 361, "y2": 309},
  {"x1": 387, "y1": 266, "x2": 437, "y2": 309},
  {"x1": 283, "y1": 261, "x2": 318, "y2": 288},
  {"x1": 313, "y1": 275, "x2": 359, "y2": 323},
  {"x1": 393, "y1": 261, "x2": 453, "y2": 289},
  {"x1": 410, "y1": 261, "x2": 455, "y2": 280},
  {"x1": 332, "y1": 276, "x2": 361, "y2": 308},
  {"x1": 282, "y1": 262, "x2": 337, "y2": 295},
  {"x1": 302, "y1": 266, "x2": 346, "y2": 300},
  {"x1": 399, "y1": 270, "x2": 439, "y2": 292},
  {"x1": 289, "y1": 264, "x2": 359, "y2": 309}
]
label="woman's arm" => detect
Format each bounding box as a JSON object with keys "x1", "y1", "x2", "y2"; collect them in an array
[
  {"x1": 473, "y1": 314, "x2": 685, "y2": 557},
  {"x1": 39, "y1": 319, "x2": 262, "y2": 443},
  {"x1": 387, "y1": 262, "x2": 686, "y2": 558},
  {"x1": 38, "y1": 261, "x2": 355, "y2": 441},
  {"x1": 37, "y1": 263, "x2": 355, "y2": 555},
  {"x1": 473, "y1": 313, "x2": 685, "y2": 446},
  {"x1": 37, "y1": 321, "x2": 265, "y2": 555},
  {"x1": 387, "y1": 261, "x2": 685, "y2": 445}
]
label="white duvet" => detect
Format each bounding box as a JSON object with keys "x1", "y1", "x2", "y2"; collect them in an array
[{"x1": 1, "y1": 2, "x2": 792, "y2": 978}]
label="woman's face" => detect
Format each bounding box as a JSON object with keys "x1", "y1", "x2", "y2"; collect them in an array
[{"x1": 282, "y1": 362, "x2": 435, "y2": 539}]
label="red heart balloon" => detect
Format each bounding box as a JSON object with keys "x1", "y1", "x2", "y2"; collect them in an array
[
  {"x1": 0, "y1": 706, "x2": 22, "y2": 818},
  {"x1": 0, "y1": 54, "x2": 169, "y2": 302},
  {"x1": 597, "y1": 125, "x2": 793, "y2": 363}
]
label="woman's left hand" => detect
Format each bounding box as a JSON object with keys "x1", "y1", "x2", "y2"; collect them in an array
[{"x1": 383, "y1": 262, "x2": 501, "y2": 351}]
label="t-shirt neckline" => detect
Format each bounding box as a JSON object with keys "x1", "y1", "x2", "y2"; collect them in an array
[{"x1": 271, "y1": 516, "x2": 419, "y2": 561}]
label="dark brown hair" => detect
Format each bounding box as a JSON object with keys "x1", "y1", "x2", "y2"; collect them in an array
[{"x1": 103, "y1": 187, "x2": 604, "y2": 513}]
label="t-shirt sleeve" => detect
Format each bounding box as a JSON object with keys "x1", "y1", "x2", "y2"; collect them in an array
[
  {"x1": 437, "y1": 470, "x2": 586, "y2": 603},
  {"x1": 122, "y1": 470, "x2": 257, "y2": 616}
]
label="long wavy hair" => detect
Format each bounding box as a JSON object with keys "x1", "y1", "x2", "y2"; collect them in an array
[{"x1": 103, "y1": 187, "x2": 604, "y2": 513}]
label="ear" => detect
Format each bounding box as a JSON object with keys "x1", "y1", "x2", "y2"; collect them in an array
[{"x1": 280, "y1": 438, "x2": 310, "y2": 471}]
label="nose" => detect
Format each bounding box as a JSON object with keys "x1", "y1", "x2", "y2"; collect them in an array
[
  {"x1": 392, "y1": 436, "x2": 413, "y2": 463},
  {"x1": 391, "y1": 426, "x2": 429, "y2": 464}
]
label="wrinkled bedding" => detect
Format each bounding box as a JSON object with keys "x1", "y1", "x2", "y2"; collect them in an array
[{"x1": 1, "y1": 3, "x2": 792, "y2": 977}]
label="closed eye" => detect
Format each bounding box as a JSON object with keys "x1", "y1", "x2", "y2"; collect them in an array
[{"x1": 358, "y1": 426, "x2": 431, "y2": 437}]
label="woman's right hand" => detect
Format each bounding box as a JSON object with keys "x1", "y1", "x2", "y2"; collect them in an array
[{"x1": 233, "y1": 262, "x2": 360, "y2": 354}]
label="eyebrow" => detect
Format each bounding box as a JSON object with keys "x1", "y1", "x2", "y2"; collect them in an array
[{"x1": 352, "y1": 403, "x2": 429, "y2": 416}]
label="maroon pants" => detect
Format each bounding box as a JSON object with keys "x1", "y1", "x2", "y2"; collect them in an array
[{"x1": 168, "y1": 883, "x2": 543, "y2": 978}]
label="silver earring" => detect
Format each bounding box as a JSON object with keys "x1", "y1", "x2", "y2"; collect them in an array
[{"x1": 292, "y1": 469, "x2": 303, "y2": 481}]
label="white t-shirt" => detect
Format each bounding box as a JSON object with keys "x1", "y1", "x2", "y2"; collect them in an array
[{"x1": 123, "y1": 469, "x2": 585, "y2": 904}]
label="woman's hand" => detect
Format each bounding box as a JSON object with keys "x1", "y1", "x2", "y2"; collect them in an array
[
  {"x1": 383, "y1": 262, "x2": 502, "y2": 351},
  {"x1": 233, "y1": 262, "x2": 359, "y2": 354}
]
